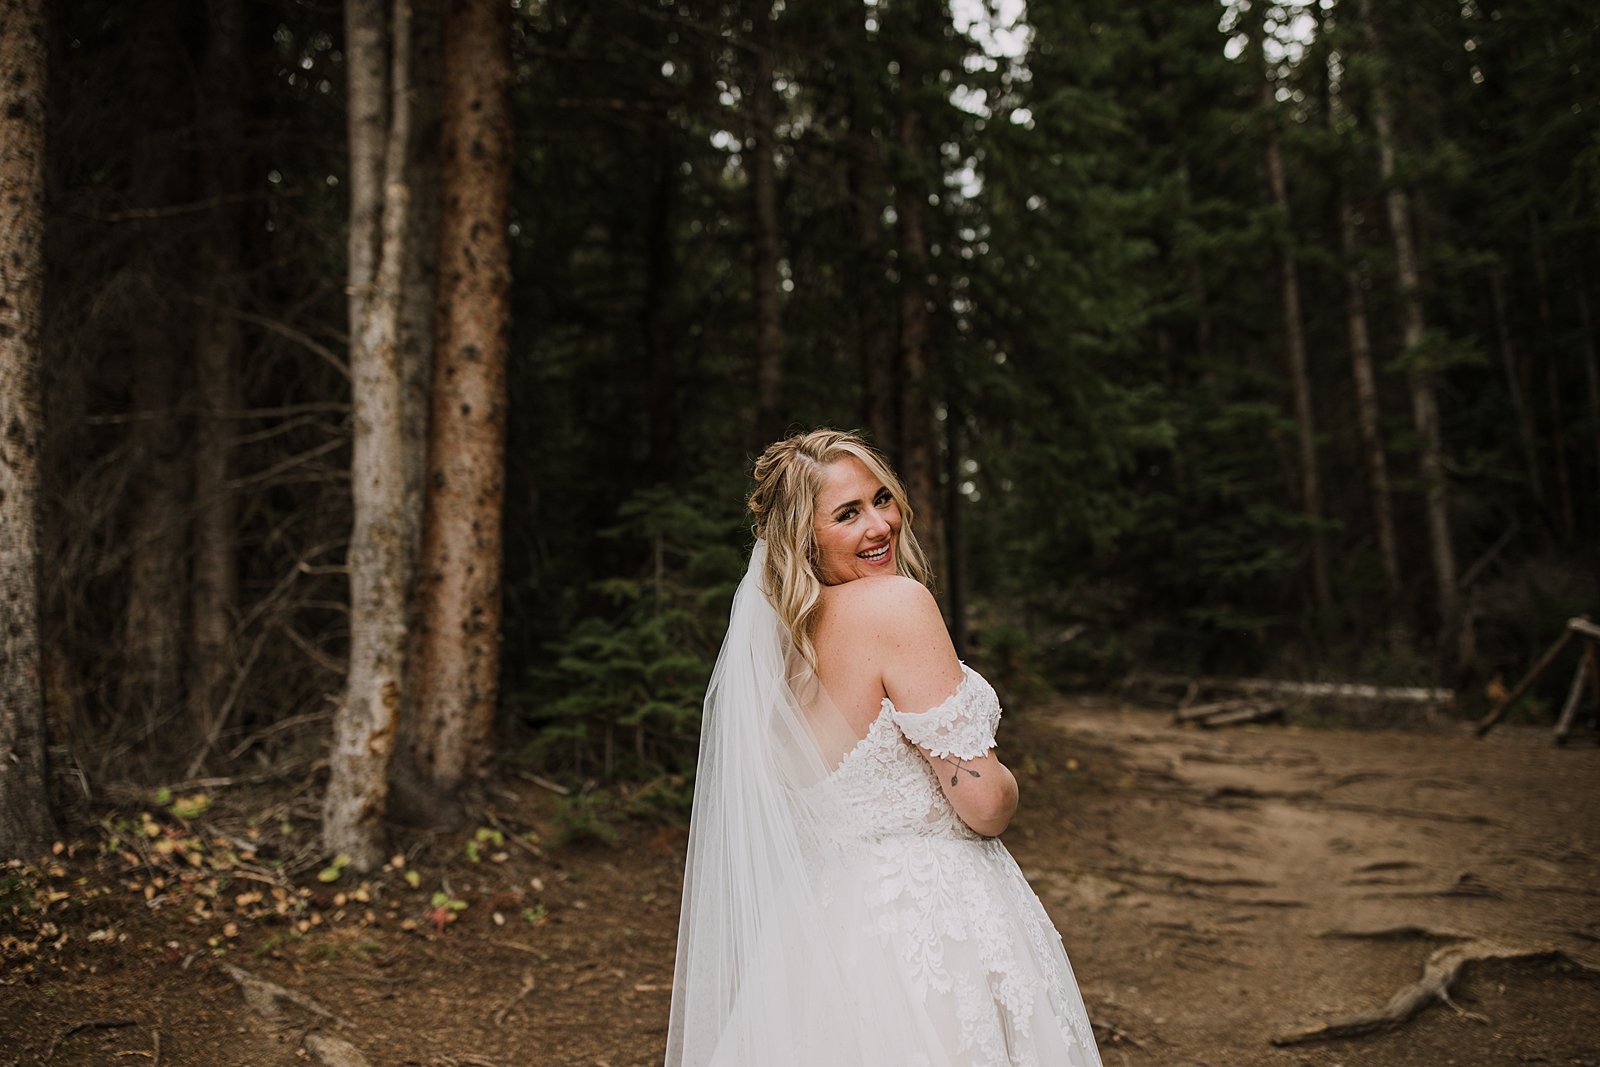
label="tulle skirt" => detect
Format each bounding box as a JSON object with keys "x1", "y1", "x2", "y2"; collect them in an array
[{"x1": 705, "y1": 833, "x2": 1102, "y2": 1067}]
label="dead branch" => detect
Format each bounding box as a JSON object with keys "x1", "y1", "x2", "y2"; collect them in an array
[
  {"x1": 1476, "y1": 617, "x2": 1588, "y2": 736},
  {"x1": 1092, "y1": 1019, "x2": 1146, "y2": 1049},
  {"x1": 491, "y1": 970, "x2": 537, "y2": 1025},
  {"x1": 43, "y1": 1019, "x2": 137, "y2": 1062},
  {"x1": 512, "y1": 770, "x2": 572, "y2": 796},
  {"x1": 1269, "y1": 942, "x2": 1600, "y2": 1046},
  {"x1": 1554, "y1": 642, "x2": 1597, "y2": 745}
]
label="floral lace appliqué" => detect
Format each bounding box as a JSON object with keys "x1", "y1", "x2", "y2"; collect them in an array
[{"x1": 886, "y1": 663, "x2": 1002, "y2": 761}]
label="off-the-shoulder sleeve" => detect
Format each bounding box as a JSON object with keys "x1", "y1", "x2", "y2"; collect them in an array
[{"x1": 886, "y1": 664, "x2": 1002, "y2": 761}]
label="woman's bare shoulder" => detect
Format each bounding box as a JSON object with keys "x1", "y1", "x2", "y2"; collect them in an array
[{"x1": 818, "y1": 575, "x2": 937, "y2": 632}]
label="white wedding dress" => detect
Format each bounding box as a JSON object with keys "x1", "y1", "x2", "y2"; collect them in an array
[
  {"x1": 665, "y1": 543, "x2": 1102, "y2": 1067},
  {"x1": 804, "y1": 664, "x2": 1102, "y2": 1067}
]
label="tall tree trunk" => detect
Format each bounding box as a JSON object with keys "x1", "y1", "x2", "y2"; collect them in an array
[
  {"x1": 119, "y1": 14, "x2": 187, "y2": 743},
  {"x1": 1261, "y1": 80, "x2": 1329, "y2": 609},
  {"x1": 748, "y1": 0, "x2": 783, "y2": 447},
  {"x1": 188, "y1": 0, "x2": 246, "y2": 766},
  {"x1": 1528, "y1": 211, "x2": 1575, "y2": 542},
  {"x1": 846, "y1": 18, "x2": 895, "y2": 455},
  {"x1": 893, "y1": 58, "x2": 940, "y2": 582},
  {"x1": 1490, "y1": 270, "x2": 1545, "y2": 511},
  {"x1": 1336, "y1": 192, "x2": 1401, "y2": 598},
  {"x1": 325, "y1": 0, "x2": 421, "y2": 870},
  {"x1": 1576, "y1": 277, "x2": 1600, "y2": 534},
  {"x1": 642, "y1": 125, "x2": 679, "y2": 477},
  {"x1": 0, "y1": 0, "x2": 58, "y2": 855},
  {"x1": 1361, "y1": 0, "x2": 1458, "y2": 639},
  {"x1": 409, "y1": 0, "x2": 513, "y2": 795},
  {"x1": 944, "y1": 397, "x2": 966, "y2": 657},
  {"x1": 1327, "y1": 55, "x2": 1400, "y2": 599}
]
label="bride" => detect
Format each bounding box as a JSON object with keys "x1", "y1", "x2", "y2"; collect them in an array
[{"x1": 665, "y1": 429, "x2": 1102, "y2": 1067}]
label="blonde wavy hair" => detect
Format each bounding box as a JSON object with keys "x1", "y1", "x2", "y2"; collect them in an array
[{"x1": 748, "y1": 429, "x2": 932, "y2": 671}]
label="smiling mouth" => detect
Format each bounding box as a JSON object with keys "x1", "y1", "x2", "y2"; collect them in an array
[{"x1": 858, "y1": 542, "x2": 891, "y2": 563}]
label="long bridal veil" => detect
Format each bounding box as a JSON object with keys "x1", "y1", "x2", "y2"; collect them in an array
[{"x1": 665, "y1": 541, "x2": 951, "y2": 1067}]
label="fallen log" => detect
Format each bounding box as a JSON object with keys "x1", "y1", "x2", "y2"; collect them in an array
[
  {"x1": 1195, "y1": 705, "x2": 1285, "y2": 730},
  {"x1": 1130, "y1": 671, "x2": 1453, "y2": 706},
  {"x1": 1173, "y1": 698, "x2": 1259, "y2": 724},
  {"x1": 1270, "y1": 941, "x2": 1599, "y2": 1046}
]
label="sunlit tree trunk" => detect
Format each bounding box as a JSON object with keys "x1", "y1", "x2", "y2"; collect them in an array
[
  {"x1": 748, "y1": 0, "x2": 784, "y2": 446},
  {"x1": 1360, "y1": 0, "x2": 1457, "y2": 638},
  {"x1": 409, "y1": 0, "x2": 512, "y2": 795},
  {"x1": 0, "y1": 0, "x2": 58, "y2": 855},
  {"x1": 188, "y1": 0, "x2": 246, "y2": 765},
  {"x1": 325, "y1": 0, "x2": 423, "y2": 870}
]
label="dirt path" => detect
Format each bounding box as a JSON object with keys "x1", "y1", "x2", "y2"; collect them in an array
[
  {"x1": 1020, "y1": 701, "x2": 1600, "y2": 1066},
  {"x1": 3, "y1": 702, "x2": 1597, "y2": 1066}
]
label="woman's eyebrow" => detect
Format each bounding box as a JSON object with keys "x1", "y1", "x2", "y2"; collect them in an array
[{"x1": 828, "y1": 497, "x2": 864, "y2": 517}]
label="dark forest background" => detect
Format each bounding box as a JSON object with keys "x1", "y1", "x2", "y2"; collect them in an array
[{"x1": 6, "y1": 0, "x2": 1597, "y2": 854}]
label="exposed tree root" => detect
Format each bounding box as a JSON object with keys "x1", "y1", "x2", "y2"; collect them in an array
[
  {"x1": 221, "y1": 963, "x2": 369, "y2": 1067},
  {"x1": 1270, "y1": 942, "x2": 1600, "y2": 1046},
  {"x1": 1316, "y1": 924, "x2": 1470, "y2": 942}
]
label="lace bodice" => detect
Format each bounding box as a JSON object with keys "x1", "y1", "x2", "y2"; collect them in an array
[
  {"x1": 808, "y1": 663, "x2": 1101, "y2": 1065},
  {"x1": 825, "y1": 664, "x2": 1000, "y2": 843}
]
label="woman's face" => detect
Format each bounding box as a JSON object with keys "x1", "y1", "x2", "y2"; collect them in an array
[{"x1": 813, "y1": 456, "x2": 902, "y2": 585}]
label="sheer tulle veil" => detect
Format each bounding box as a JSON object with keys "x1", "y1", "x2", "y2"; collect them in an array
[{"x1": 664, "y1": 540, "x2": 941, "y2": 1066}]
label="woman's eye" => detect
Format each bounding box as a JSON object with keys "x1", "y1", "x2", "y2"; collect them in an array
[
  {"x1": 837, "y1": 508, "x2": 857, "y2": 522},
  {"x1": 875, "y1": 491, "x2": 893, "y2": 507}
]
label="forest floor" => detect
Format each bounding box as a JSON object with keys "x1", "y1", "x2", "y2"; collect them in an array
[{"x1": 4, "y1": 698, "x2": 1599, "y2": 1067}]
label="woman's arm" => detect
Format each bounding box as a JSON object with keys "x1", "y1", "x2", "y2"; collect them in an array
[{"x1": 866, "y1": 577, "x2": 1019, "y2": 837}]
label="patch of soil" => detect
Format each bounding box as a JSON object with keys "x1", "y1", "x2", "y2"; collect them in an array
[{"x1": 3, "y1": 702, "x2": 1598, "y2": 1066}]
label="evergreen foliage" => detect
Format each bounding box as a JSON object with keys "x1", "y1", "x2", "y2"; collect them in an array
[{"x1": 29, "y1": 0, "x2": 1599, "y2": 795}]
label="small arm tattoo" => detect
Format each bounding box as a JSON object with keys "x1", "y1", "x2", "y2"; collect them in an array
[{"x1": 944, "y1": 756, "x2": 981, "y2": 787}]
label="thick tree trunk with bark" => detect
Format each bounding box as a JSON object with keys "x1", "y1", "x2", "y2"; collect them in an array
[
  {"x1": 1261, "y1": 83, "x2": 1329, "y2": 608},
  {"x1": 1361, "y1": 0, "x2": 1457, "y2": 637},
  {"x1": 409, "y1": 0, "x2": 513, "y2": 795},
  {"x1": 325, "y1": 0, "x2": 422, "y2": 870},
  {"x1": 189, "y1": 0, "x2": 246, "y2": 762},
  {"x1": 0, "y1": 0, "x2": 58, "y2": 855},
  {"x1": 748, "y1": 1, "x2": 784, "y2": 447}
]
